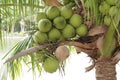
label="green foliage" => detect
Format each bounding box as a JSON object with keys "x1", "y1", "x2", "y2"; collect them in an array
[
  {"x1": 102, "y1": 0, "x2": 120, "y2": 56},
  {"x1": 85, "y1": 0, "x2": 120, "y2": 57},
  {"x1": 2, "y1": 36, "x2": 32, "y2": 80},
  {"x1": 8, "y1": 60, "x2": 22, "y2": 80},
  {"x1": 0, "y1": 0, "x2": 47, "y2": 80},
  {"x1": 85, "y1": 0, "x2": 100, "y2": 25},
  {"x1": 0, "y1": 0, "x2": 44, "y2": 33}
]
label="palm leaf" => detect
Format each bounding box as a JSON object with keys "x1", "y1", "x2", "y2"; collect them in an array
[
  {"x1": 0, "y1": 0, "x2": 46, "y2": 80},
  {"x1": 8, "y1": 59, "x2": 22, "y2": 80},
  {"x1": 2, "y1": 36, "x2": 33, "y2": 80},
  {"x1": 88, "y1": 0, "x2": 100, "y2": 25}
]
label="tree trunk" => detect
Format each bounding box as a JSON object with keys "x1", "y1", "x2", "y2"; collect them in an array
[{"x1": 95, "y1": 57, "x2": 116, "y2": 80}]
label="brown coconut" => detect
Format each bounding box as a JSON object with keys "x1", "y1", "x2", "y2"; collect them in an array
[{"x1": 54, "y1": 45, "x2": 69, "y2": 61}]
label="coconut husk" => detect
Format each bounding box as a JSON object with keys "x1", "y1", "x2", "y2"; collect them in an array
[
  {"x1": 76, "y1": 33, "x2": 103, "y2": 43},
  {"x1": 88, "y1": 25, "x2": 108, "y2": 36},
  {"x1": 96, "y1": 36, "x2": 104, "y2": 55},
  {"x1": 54, "y1": 45, "x2": 69, "y2": 61}
]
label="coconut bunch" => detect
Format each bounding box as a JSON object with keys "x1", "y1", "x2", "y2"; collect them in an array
[
  {"x1": 32, "y1": 1, "x2": 89, "y2": 73},
  {"x1": 33, "y1": 5, "x2": 88, "y2": 45},
  {"x1": 99, "y1": 0, "x2": 119, "y2": 26}
]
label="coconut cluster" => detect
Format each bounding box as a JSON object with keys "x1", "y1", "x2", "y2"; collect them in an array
[
  {"x1": 33, "y1": 5, "x2": 89, "y2": 73},
  {"x1": 99, "y1": 0, "x2": 119, "y2": 26},
  {"x1": 33, "y1": 6, "x2": 88, "y2": 44}
]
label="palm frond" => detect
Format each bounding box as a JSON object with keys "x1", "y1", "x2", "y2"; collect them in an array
[
  {"x1": 85, "y1": 0, "x2": 100, "y2": 25},
  {"x1": 3, "y1": 36, "x2": 32, "y2": 59},
  {"x1": 0, "y1": 0, "x2": 47, "y2": 80},
  {"x1": 2, "y1": 36, "x2": 32, "y2": 80},
  {"x1": 8, "y1": 59, "x2": 22, "y2": 80}
]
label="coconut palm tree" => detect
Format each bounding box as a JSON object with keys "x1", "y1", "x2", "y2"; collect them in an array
[{"x1": 0, "y1": 0, "x2": 120, "y2": 80}]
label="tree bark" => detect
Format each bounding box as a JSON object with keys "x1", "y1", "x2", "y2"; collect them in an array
[{"x1": 95, "y1": 57, "x2": 116, "y2": 80}]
